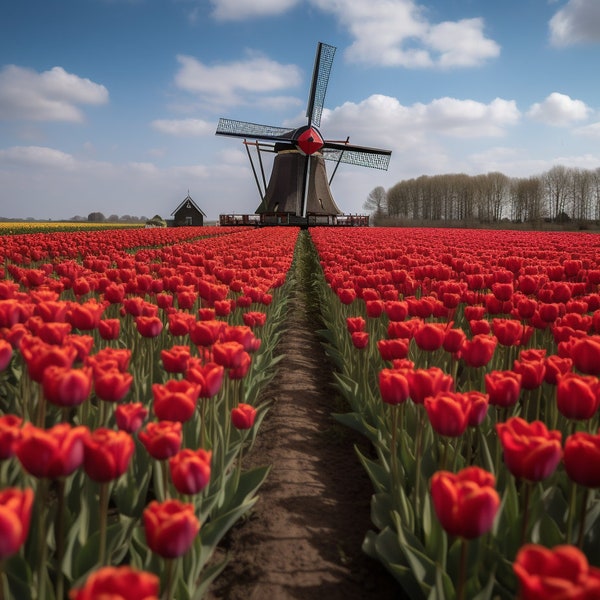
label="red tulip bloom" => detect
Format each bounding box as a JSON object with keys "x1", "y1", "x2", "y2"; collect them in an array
[
  {"x1": 365, "y1": 300, "x2": 385, "y2": 318},
  {"x1": 384, "y1": 300, "x2": 408, "y2": 322},
  {"x1": 337, "y1": 288, "x2": 356, "y2": 305},
  {"x1": 351, "y1": 331, "x2": 369, "y2": 349},
  {"x1": 514, "y1": 544, "x2": 600, "y2": 600},
  {"x1": 69, "y1": 566, "x2": 160, "y2": 600},
  {"x1": 143, "y1": 499, "x2": 200, "y2": 559},
  {"x1": 469, "y1": 319, "x2": 491, "y2": 336},
  {"x1": 379, "y1": 368, "x2": 410, "y2": 405},
  {"x1": 0, "y1": 487, "x2": 34, "y2": 560},
  {"x1": 103, "y1": 282, "x2": 126, "y2": 304},
  {"x1": 564, "y1": 432, "x2": 600, "y2": 488},
  {"x1": 443, "y1": 327, "x2": 466, "y2": 354},
  {"x1": 186, "y1": 359, "x2": 225, "y2": 398},
  {"x1": 413, "y1": 322, "x2": 446, "y2": 352},
  {"x1": 67, "y1": 299, "x2": 106, "y2": 330},
  {"x1": 556, "y1": 373, "x2": 600, "y2": 421},
  {"x1": 346, "y1": 316, "x2": 365, "y2": 333},
  {"x1": 484, "y1": 370, "x2": 522, "y2": 408},
  {"x1": 139, "y1": 421, "x2": 182, "y2": 461},
  {"x1": 42, "y1": 365, "x2": 92, "y2": 407},
  {"x1": 222, "y1": 325, "x2": 260, "y2": 352},
  {"x1": 0, "y1": 339, "x2": 13, "y2": 371},
  {"x1": 115, "y1": 402, "x2": 148, "y2": 433},
  {"x1": 231, "y1": 403, "x2": 257, "y2": 429},
  {"x1": 0, "y1": 414, "x2": 23, "y2": 460},
  {"x1": 135, "y1": 316, "x2": 163, "y2": 338},
  {"x1": 169, "y1": 448, "x2": 212, "y2": 495},
  {"x1": 213, "y1": 300, "x2": 232, "y2": 317},
  {"x1": 16, "y1": 423, "x2": 89, "y2": 478},
  {"x1": 430, "y1": 467, "x2": 499, "y2": 539},
  {"x1": 83, "y1": 428, "x2": 134, "y2": 482},
  {"x1": 496, "y1": 417, "x2": 562, "y2": 481},
  {"x1": 491, "y1": 318, "x2": 525, "y2": 346},
  {"x1": 424, "y1": 392, "x2": 470, "y2": 437},
  {"x1": 213, "y1": 341, "x2": 247, "y2": 368},
  {"x1": 168, "y1": 311, "x2": 195, "y2": 337},
  {"x1": 377, "y1": 338, "x2": 409, "y2": 361},
  {"x1": 19, "y1": 336, "x2": 77, "y2": 383},
  {"x1": 89, "y1": 347, "x2": 131, "y2": 372},
  {"x1": 544, "y1": 354, "x2": 573, "y2": 385},
  {"x1": 570, "y1": 336, "x2": 600, "y2": 375},
  {"x1": 513, "y1": 358, "x2": 546, "y2": 390},
  {"x1": 98, "y1": 318, "x2": 120, "y2": 341},
  {"x1": 94, "y1": 368, "x2": 133, "y2": 403},
  {"x1": 242, "y1": 311, "x2": 267, "y2": 328},
  {"x1": 407, "y1": 367, "x2": 453, "y2": 405},
  {"x1": 152, "y1": 380, "x2": 200, "y2": 422},
  {"x1": 189, "y1": 319, "x2": 224, "y2": 347},
  {"x1": 37, "y1": 322, "x2": 72, "y2": 345},
  {"x1": 160, "y1": 345, "x2": 191, "y2": 374},
  {"x1": 459, "y1": 334, "x2": 497, "y2": 368}
]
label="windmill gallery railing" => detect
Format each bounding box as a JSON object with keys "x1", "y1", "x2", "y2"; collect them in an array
[{"x1": 218, "y1": 212, "x2": 370, "y2": 228}]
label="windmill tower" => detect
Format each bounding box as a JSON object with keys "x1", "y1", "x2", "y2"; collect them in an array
[{"x1": 216, "y1": 42, "x2": 392, "y2": 225}]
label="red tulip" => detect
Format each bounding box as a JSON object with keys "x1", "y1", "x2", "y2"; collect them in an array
[
  {"x1": 69, "y1": 565, "x2": 160, "y2": 600},
  {"x1": 160, "y1": 345, "x2": 191, "y2": 374},
  {"x1": 98, "y1": 318, "x2": 120, "y2": 341},
  {"x1": 464, "y1": 391, "x2": 489, "y2": 427},
  {"x1": 377, "y1": 338, "x2": 409, "y2": 361},
  {"x1": 564, "y1": 432, "x2": 600, "y2": 488},
  {"x1": 407, "y1": 367, "x2": 453, "y2": 405},
  {"x1": 115, "y1": 402, "x2": 148, "y2": 433},
  {"x1": 83, "y1": 428, "x2": 134, "y2": 482},
  {"x1": 424, "y1": 392, "x2": 470, "y2": 437},
  {"x1": 16, "y1": 423, "x2": 89, "y2": 478},
  {"x1": 135, "y1": 316, "x2": 163, "y2": 338},
  {"x1": 379, "y1": 368, "x2": 410, "y2": 405},
  {"x1": 138, "y1": 421, "x2": 183, "y2": 460},
  {"x1": 152, "y1": 379, "x2": 200, "y2": 422},
  {"x1": 42, "y1": 365, "x2": 92, "y2": 407},
  {"x1": 346, "y1": 316, "x2": 365, "y2": 333},
  {"x1": 93, "y1": 368, "x2": 133, "y2": 403},
  {"x1": 169, "y1": 448, "x2": 212, "y2": 495},
  {"x1": 443, "y1": 327, "x2": 466, "y2": 354},
  {"x1": 351, "y1": 331, "x2": 369, "y2": 349},
  {"x1": 513, "y1": 358, "x2": 546, "y2": 390},
  {"x1": 544, "y1": 354, "x2": 573, "y2": 385},
  {"x1": 430, "y1": 467, "x2": 499, "y2": 539},
  {"x1": 413, "y1": 322, "x2": 446, "y2": 352},
  {"x1": 168, "y1": 311, "x2": 195, "y2": 337},
  {"x1": 242, "y1": 311, "x2": 267, "y2": 328},
  {"x1": 231, "y1": 403, "x2": 257, "y2": 429},
  {"x1": 384, "y1": 300, "x2": 408, "y2": 321},
  {"x1": 514, "y1": 544, "x2": 600, "y2": 600},
  {"x1": 37, "y1": 322, "x2": 72, "y2": 345},
  {"x1": 496, "y1": 417, "x2": 562, "y2": 481},
  {"x1": 484, "y1": 370, "x2": 522, "y2": 408},
  {"x1": 143, "y1": 499, "x2": 200, "y2": 559},
  {"x1": 491, "y1": 318, "x2": 525, "y2": 346},
  {"x1": 337, "y1": 288, "x2": 356, "y2": 305},
  {"x1": 0, "y1": 487, "x2": 34, "y2": 560},
  {"x1": 186, "y1": 359, "x2": 225, "y2": 398},
  {"x1": 570, "y1": 336, "x2": 600, "y2": 375},
  {"x1": 556, "y1": 373, "x2": 600, "y2": 421},
  {"x1": 0, "y1": 414, "x2": 23, "y2": 460},
  {"x1": 213, "y1": 341, "x2": 247, "y2": 368},
  {"x1": 67, "y1": 299, "x2": 106, "y2": 330},
  {"x1": 19, "y1": 336, "x2": 77, "y2": 383},
  {"x1": 189, "y1": 319, "x2": 224, "y2": 347},
  {"x1": 459, "y1": 334, "x2": 497, "y2": 368}
]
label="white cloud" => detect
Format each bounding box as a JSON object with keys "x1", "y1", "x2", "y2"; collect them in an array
[
  {"x1": 0, "y1": 65, "x2": 108, "y2": 122},
  {"x1": 320, "y1": 94, "x2": 519, "y2": 151},
  {"x1": 0, "y1": 145, "x2": 77, "y2": 169},
  {"x1": 210, "y1": 0, "x2": 300, "y2": 21},
  {"x1": 549, "y1": 0, "x2": 600, "y2": 46},
  {"x1": 151, "y1": 118, "x2": 214, "y2": 136},
  {"x1": 527, "y1": 92, "x2": 590, "y2": 125},
  {"x1": 574, "y1": 121, "x2": 600, "y2": 138},
  {"x1": 309, "y1": 0, "x2": 499, "y2": 68},
  {"x1": 174, "y1": 52, "x2": 302, "y2": 106}
]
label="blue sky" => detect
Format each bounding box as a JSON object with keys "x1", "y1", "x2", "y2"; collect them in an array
[{"x1": 1, "y1": 0, "x2": 599, "y2": 221}]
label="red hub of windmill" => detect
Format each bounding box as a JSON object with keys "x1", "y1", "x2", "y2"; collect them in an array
[{"x1": 295, "y1": 126, "x2": 324, "y2": 155}]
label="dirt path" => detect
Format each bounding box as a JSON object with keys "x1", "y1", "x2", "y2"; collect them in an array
[{"x1": 207, "y1": 237, "x2": 401, "y2": 600}]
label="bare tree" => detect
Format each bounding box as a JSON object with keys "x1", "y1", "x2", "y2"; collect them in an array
[{"x1": 363, "y1": 186, "x2": 388, "y2": 218}]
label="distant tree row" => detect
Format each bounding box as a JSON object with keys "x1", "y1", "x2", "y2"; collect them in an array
[
  {"x1": 70, "y1": 213, "x2": 150, "y2": 223},
  {"x1": 366, "y1": 165, "x2": 600, "y2": 224}
]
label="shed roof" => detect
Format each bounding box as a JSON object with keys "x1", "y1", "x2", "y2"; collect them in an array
[{"x1": 171, "y1": 193, "x2": 207, "y2": 217}]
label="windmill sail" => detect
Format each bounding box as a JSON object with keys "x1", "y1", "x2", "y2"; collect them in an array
[{"x1": 306, "y1": 43, "x2": 336, "y2": 128}]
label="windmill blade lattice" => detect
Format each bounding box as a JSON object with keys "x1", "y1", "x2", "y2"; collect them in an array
[
  {"x1": 306, "y1": 43, "x2": 336, "y2": 128},
  {"x1": 322, "y1": 145, "x2": 392, "y2": 170},
  {"x1": 216, "y1": 118, "x2": 295, "y2": 142}
]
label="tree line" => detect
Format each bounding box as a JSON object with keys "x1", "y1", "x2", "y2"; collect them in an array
[{"x1": 364, "y1": 165, "x2": 600, "y2": 224}]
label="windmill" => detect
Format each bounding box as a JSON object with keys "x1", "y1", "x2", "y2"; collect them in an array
[{"x1": 215, "y1": 42, "x2": 392, "y2": 225}]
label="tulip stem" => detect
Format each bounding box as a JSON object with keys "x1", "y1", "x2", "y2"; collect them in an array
[
  {"x1": 0, "y1": 563, "x2": 7, "y2": 600},
  {"x1": 55, "y1": 478, "x2": 66, "y2": 600},
  {"x1": 37, "y1": 479, "x2": 49, "y2": 600},
  {"x1": 566, "y1": 479, "x2": 577, "y2": 543},
  {"x1": 98, "y1": 481, "x2": 109, "y2": 565},
  {"x1": 456, "y1": 538, "x2": 468, "y2": 600},
  {"x1": 577, "y1": 487, "x2": 590, "y2": 548},
  {"x1": 162, "y1": 558, "x2": 175, "y2": 600},
  {"x1": 520, "y1": 480, "x2": 532, "y2": 546}
]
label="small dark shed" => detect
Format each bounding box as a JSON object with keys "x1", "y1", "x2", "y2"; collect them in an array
[{"x1": 171, "y1": 193, "x2": 206, "y2": 226}]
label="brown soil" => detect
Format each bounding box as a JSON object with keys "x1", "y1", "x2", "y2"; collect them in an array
[{"x1": 207, "y1": 252, "x2": 404, "y2": 600}]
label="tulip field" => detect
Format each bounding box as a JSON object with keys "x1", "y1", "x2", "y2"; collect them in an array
[{"x1": 2, "y1": 224, "x2": 600, "y2": 598}]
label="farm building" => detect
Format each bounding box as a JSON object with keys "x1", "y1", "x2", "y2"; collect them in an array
[{"x1": 170, "y1": 193, "x2": 206, "y2": 226}]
